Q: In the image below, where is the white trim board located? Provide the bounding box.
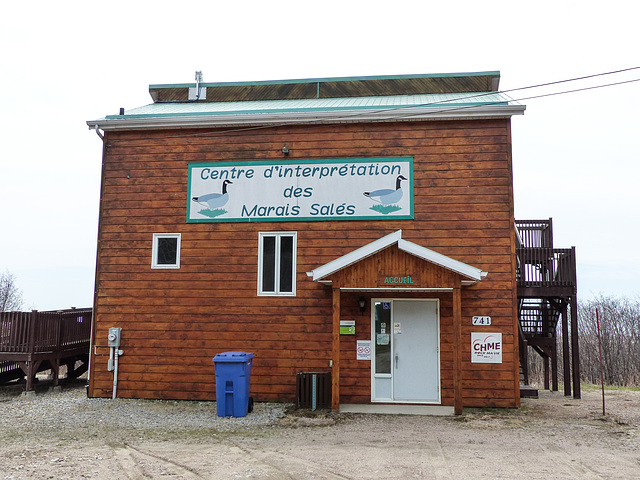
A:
[340,287,453,292]
[340,404,455,416]
[87,105,525,131]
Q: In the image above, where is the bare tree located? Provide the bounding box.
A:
[525,295,640,388]
[0,270,24,312]
[578,295,640,387]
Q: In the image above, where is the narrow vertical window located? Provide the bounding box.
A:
[261,235,276,293]
[152,233,181,269]
[258,232,296,296]
[279,235,293,293]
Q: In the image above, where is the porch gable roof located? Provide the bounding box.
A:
[307,230,487,286]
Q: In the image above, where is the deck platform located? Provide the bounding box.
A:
[0,308,91,391]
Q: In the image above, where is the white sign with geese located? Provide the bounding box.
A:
[187,157,413,223]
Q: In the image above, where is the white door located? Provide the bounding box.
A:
[372,299,440,403]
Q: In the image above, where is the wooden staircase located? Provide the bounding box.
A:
[516,219,580,399]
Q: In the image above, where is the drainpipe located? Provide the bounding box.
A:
[112,347,122,399]
[93,125,104,140]
[107,328,123,399]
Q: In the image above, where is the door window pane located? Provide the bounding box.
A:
[374,301,392,374]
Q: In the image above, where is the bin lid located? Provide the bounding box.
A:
[213,351,255,363]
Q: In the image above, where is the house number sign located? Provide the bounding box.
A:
[472,316,492,325]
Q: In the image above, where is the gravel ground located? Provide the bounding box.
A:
[0,380,290,444]
[1,380,639,479]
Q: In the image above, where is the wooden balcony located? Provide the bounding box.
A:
[516,246,577,297]
[516,219,554,248]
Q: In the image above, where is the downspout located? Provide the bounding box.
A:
[87,123,106,397]
[93,125,104,140]
[112,347,121,399]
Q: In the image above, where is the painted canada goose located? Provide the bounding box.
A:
[192,180,232,209]
[363,175,407,205]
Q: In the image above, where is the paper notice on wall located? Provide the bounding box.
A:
[357,340,371,360]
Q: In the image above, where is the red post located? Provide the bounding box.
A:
[596,308,605,416]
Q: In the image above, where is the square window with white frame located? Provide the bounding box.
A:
[258,232,297,296]
[152,233,181,269]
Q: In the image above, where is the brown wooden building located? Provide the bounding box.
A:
[87,71,529,414]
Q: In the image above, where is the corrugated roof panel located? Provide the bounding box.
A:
[114,92,515,119]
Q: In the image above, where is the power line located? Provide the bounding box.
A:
[103,67,640,145]
[354,66,640,121]
[390,77,640,122]
[501,66,640,95]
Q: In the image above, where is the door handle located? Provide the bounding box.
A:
[395,353,398,369]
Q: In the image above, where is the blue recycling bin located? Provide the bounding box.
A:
[213,351,254,417]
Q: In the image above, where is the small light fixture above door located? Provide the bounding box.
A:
[358,296,366,314]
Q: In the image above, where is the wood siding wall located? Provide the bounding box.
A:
[90,119,518,408]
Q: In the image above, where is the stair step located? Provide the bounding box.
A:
[520,385,538,398]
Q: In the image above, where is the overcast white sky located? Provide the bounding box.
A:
[1,1,638,311]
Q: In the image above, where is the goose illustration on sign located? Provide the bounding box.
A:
[192,180,232,218]
[363,175,407,214]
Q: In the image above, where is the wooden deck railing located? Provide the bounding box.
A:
[516,247,576,288]
[0,359,20,377]
[515,219,554,249]
[0,309,91,354]
[0,309,92,390]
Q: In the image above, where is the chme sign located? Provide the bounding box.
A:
[471,332,503,364]
[187,157,413,223]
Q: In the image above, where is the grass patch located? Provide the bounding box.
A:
[198,208,227,218]
[370,204,402,215]
[581,383,640,392]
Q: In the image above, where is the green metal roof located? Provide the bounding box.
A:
[87,71,525,131]
[109,91,513,120]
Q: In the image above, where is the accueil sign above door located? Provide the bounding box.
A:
[187,157,413,223]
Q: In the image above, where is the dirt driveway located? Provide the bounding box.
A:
[1,382,639,479]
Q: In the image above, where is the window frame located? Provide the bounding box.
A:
[151,233,182,269]
[258,232,297,296]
